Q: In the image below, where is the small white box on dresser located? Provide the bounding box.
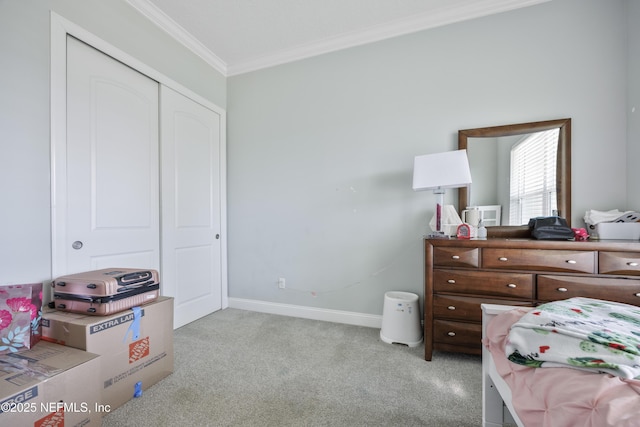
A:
[590,222,640,240]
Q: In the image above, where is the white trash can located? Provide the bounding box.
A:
[380,291,423,347]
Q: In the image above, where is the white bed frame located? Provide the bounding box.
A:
[481,304,531,427]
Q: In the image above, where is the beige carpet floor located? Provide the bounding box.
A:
[103,308,482,426]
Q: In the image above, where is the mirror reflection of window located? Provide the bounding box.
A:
[509,129,559,225]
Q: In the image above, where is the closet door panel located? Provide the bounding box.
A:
[160,85,223,328]
[66,36,160,273]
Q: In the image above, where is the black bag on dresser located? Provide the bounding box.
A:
[528,216,575,240]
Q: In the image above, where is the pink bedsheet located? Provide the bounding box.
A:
[485,308,640,427]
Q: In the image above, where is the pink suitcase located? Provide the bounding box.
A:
[51,288,159,315]
[51,268,160,315]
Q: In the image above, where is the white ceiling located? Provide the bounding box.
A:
[127,0,550,76]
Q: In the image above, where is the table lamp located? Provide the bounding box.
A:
[413,149,472,238]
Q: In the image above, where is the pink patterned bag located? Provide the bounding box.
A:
[0,283,43,354]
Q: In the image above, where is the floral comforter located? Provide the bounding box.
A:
[485,305,640,427]
[506,297,640,379]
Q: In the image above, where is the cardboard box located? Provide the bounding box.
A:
[41,297,174,411]
[589,222,640,240]
[0,340,101,426]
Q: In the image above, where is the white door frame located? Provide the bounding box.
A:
[50,12,228,310]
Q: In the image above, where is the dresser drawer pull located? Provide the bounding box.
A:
[447,279,456,284]
[566,260,577,264]
[447,306,456,310]
[498,257,508,262]
[635,293,640,298]
[447,332,456,337]
[557,287,568,292]
[628,262,639,267]
[507,284,517,288]
[452,255,460,260]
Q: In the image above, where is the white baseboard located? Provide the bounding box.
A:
[227,297,382,329]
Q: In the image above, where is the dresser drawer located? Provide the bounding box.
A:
[599,252,640,276]
[433,247,479,268]
[538,275,640,305]
[434,295,532,322]
[482,249,596,273]
[433,269,534,299]
[433,319,482,348]
[425,238,640,361]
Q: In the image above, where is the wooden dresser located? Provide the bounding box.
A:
[424,237,640,361]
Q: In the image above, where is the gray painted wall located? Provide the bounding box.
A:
[227,0,633,315]
[628,0,640,209]
[0,0,637,319]
[0,0,226,285]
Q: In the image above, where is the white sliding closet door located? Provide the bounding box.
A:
[65,36,160,272]
[52,15,227,326]
[160,86,223,328]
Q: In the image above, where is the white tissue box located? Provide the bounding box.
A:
[589,222,640,240]
[439,224,461,237]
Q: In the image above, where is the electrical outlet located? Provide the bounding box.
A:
[278,278,286,289]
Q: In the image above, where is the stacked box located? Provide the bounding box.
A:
[0,341,101,426]
[41,297,174,411]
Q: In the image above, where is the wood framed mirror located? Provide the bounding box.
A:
[458,118,571,238]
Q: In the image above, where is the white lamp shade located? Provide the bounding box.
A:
[412,149,472,191]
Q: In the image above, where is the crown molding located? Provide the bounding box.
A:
[228,0,550,76]
[128,0,550,77]
[126,0,228,76]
